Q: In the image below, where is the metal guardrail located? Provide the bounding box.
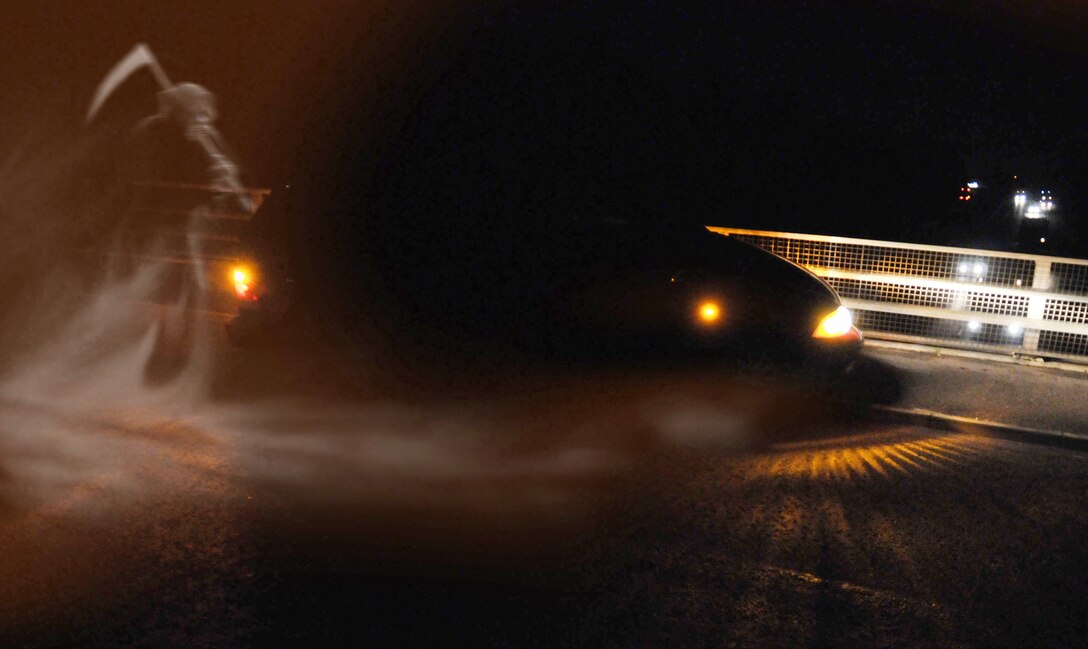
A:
[707,227,1088,363]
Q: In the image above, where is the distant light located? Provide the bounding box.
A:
[1007,324,1022,336]
[958,262,969,274]
[1040,237,1047,243]
[967,320,981,332]
[965,195,971,201]
[1015,279,1023,286]
[973,262,986,276]
[967,181,980,189]
[1014,192,1027,207]
[1026,204,1044,219]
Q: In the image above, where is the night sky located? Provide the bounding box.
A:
[363,1,1088,248]
[3,1,1088,251]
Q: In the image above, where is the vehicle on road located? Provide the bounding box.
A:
[226,213,861,374]
[465,216,864,369]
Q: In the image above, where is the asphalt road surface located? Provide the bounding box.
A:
[1,338,1087,648]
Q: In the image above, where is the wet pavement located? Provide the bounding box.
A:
[863,342,1088,437]
[2,338,1088,647]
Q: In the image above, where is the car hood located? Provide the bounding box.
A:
[552,222,843,337]
[674,230,841,335]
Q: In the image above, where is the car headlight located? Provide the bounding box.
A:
[812,306,853,338]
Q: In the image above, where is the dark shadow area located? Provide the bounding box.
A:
[722,352,906,447]
[836,353,905,406]
[249,569,592,649]
[278,5,876,383]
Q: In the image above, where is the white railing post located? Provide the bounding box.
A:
[1023,261,1052,353]
[1033,260,1052,291]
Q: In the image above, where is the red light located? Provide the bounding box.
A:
[234,281,258,300]
[965,196,971,201]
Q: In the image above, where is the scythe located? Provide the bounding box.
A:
[86,43,172,124]
[85,43,251,213]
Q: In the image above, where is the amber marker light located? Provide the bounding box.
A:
[231,266,256,300]
[698,301,722,325]
[812,305,853,338]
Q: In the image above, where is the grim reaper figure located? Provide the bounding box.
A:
[87,44,251,386]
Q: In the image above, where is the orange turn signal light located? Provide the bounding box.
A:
[697,301,722,325]
[231,266,257,301]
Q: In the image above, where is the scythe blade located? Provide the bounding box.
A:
[86,43,173,123]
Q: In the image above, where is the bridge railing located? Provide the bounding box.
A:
[707,227,1088,363]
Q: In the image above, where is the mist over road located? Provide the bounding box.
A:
[1,330,1086,647]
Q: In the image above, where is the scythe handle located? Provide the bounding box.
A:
[190,127,252,213]
[146,57,173,91]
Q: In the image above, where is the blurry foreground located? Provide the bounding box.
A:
[2,332,1088,647]
[0,235,892,645]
